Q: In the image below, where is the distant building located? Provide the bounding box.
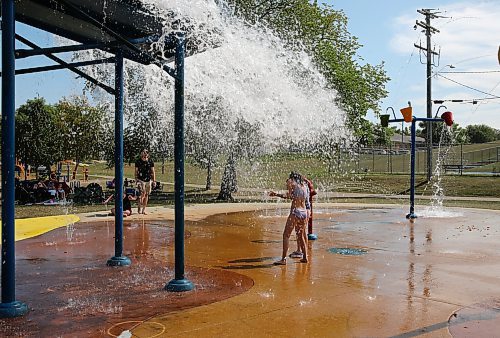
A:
[391,133,425,149]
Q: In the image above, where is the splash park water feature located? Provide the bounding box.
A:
[380,104,454,219]
[2,0,351,314]
[1,204,500,337]
[2,0,500,336]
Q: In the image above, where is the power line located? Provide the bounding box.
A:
[433,97,500,104]
[438,70,500,74]
[436,73,500,98]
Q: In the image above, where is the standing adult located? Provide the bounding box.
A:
[135,149,155,215]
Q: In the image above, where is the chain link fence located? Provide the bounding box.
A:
[349,144,500,175]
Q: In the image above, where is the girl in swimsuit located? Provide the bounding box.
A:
[269,172,309,265]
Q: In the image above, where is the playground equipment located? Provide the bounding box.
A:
[1,0,213,318]
[73,183,104,204]
[380,104,453,219]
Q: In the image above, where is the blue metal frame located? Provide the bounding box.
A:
[1,58,115,76]
[1,1,194,318]
[166,33,194,292]
[14,34,116,94]
[387,117,443,219]
[53,0,177,78]
[107,49,131,267]
[0,0,28,318]
[16,35,162,60]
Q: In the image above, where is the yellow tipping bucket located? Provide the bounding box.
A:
[400,106,413,123]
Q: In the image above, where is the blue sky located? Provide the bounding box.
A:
[12,23,86,108]
[7,0,500,129]
[328,0,500,129]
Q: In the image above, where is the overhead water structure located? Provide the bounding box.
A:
[12,0,217,65]
[380,104,454,219]
[1,0,219,317]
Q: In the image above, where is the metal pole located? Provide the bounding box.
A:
[372,147,375,172]
[166,33,194,292]
[107,49,130,267]
[0,0,28,318]
[426,13,433,181]
[416,147,419,173]
[388,144,391,174]
[401,122,404,145]
[357,144,361,173]
[407,118,417,219]
[460,144,463,176]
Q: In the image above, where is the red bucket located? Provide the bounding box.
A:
[441,111,453,126]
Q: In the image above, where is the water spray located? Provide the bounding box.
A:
[380,104,454,219]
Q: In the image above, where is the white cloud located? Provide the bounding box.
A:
[389,1,500,129]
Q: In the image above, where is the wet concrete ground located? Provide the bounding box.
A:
[2,203,500,337]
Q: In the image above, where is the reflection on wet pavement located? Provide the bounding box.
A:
[2,205,500,337]
[135,206,500,337]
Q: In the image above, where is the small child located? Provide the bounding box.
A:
[55,182,66,201]
[104,191,137,217]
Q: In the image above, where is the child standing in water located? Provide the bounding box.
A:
[268,172,309,265]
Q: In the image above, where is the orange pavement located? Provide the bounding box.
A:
[2,203,500,337]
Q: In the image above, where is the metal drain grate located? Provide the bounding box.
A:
[328,247,367,255]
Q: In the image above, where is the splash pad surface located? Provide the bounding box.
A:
[2,203,500,337]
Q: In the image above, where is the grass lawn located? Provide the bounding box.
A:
[7,152,500,219]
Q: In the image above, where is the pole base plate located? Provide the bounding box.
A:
[308,233,318,240]
[165,278,195,292]
[106,256,131,267]
[0,301,28,318]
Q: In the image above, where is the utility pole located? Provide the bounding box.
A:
[414,9,441,180]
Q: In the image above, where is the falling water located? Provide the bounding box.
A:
[74,0,350,153]
[422,124,461,218]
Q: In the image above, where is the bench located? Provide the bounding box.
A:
[443,164,463,172]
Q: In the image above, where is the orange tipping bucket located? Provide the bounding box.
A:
[441,111,454,126]
[400,106,413,123]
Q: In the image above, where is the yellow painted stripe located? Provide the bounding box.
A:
[0,215,80,241]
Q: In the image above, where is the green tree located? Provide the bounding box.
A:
[355,118,374,146]
[466,124,498,144]
[54,96,107,168]
[15,97,59,174]
[228,0,390,138]
[186,96,227,190]
[418,121,469,145]
[373,123,394,146]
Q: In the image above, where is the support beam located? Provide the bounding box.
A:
[14,34,116,95]
[166,33,194,292]
[107,48,131,267]
[0,0,28,318]
[0,58,115,76]
[15,43,108,59]
[15,35,161,59]
[54,0,176,78]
